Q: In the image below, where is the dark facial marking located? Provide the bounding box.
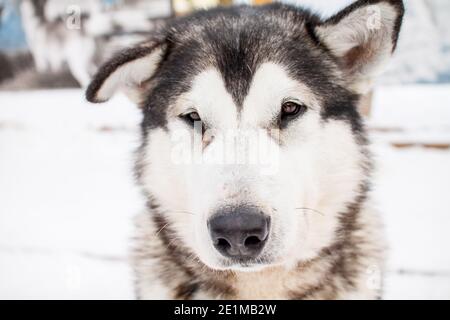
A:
[139,1,402,140]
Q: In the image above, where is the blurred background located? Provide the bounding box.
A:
[1,0,450,299]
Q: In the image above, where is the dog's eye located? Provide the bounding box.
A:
[281,101,306,119]
[180,111,201,125]
[187,111,201,121]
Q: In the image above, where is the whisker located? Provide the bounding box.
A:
[295,207,325,216]
[165,209,198,216]
[167,235,183,248]
[176,210,197,216]
[155,223,169,236]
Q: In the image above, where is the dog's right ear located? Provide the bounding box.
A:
[86,41,166,104]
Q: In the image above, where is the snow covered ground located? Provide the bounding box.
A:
[1,86,450,299]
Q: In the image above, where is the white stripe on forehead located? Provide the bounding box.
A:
[179,68,238,129]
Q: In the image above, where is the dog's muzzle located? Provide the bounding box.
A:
[208,205,270,261]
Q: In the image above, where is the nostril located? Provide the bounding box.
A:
[244,235,262,247]
[208,207,271,259]
[215,238,231,251]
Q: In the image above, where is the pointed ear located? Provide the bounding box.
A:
[86,41,166,104]
[314,0,404,94]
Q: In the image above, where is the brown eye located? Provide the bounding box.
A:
[180,111,201,125]
[281,101,306,118]
[187,111,201,121]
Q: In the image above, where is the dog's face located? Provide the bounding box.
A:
[87,1,403,270]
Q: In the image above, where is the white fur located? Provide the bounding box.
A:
[140,62,366,272]
[83,0,401,300]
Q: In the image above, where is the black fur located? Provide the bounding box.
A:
[138,2,402,135]
[88,1,404,137]
[87,1,404,299]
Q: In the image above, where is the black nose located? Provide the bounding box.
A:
[208,206,270,260]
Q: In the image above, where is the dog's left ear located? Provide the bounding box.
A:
[314,0,404,94]
[86,40,166,104]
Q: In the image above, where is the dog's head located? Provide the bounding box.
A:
[87,1,403,271]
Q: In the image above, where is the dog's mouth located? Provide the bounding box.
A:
[214,255,274,271]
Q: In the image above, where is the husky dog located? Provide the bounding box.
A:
[86,0,404,299]
[19,0,98,86]
[19,0,168,87]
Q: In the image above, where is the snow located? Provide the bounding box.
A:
[1,86,450,299]
[0,251,133,300]
[0,90,140,299]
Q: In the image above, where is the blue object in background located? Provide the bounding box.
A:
[0,0,120,52]
[0,1,27,51]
